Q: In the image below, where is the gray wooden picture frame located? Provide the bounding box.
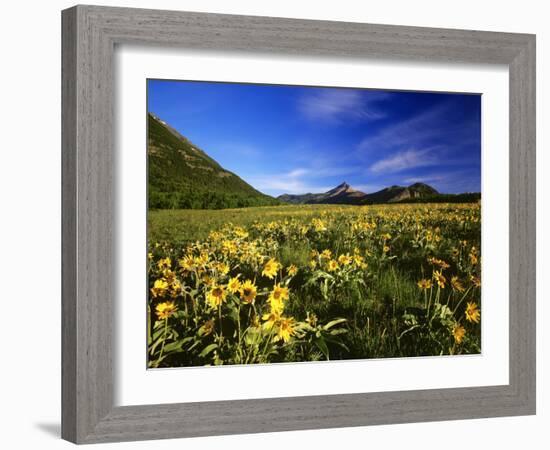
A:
[61,4,536,444]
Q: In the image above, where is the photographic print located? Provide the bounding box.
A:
[146,80,481,368]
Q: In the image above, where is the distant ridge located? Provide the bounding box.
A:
[279,182,367,205]
[362,182,439,204]
[278,182,441,205]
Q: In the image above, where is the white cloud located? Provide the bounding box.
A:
[287,168,310,178]
[243,167,341,195]
[356,102,452,155]
[298,89,388,124]
[403,175,444,184]
[369,148,441,173]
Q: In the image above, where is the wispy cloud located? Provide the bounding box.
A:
[360,100,480,177]
[244,171,332,195]
[370,147,442,173]
[243,165,359,196]
[298,89,389,124]
[357,102,452,154]
[402,175,444,184]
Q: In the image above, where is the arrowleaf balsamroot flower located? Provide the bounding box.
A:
[465,302,480,323]
[155,301,177,320]
[157,257,171,270]
[327,259,339,272]
[338,254,353,266]
[198,319,215,336]
[262,258,281,279]
[433,270,447,289]
[227,276,241,294]
[239,279,257,304]
[451,276,465,293]
[206,285,227,309]
[262,308,282,330]
[151,279,169,298]
[287,264,298,277]
[269,284,289,312]
[470,275,481,288]
[275,317,296,343]
[417,278,432,290]
[452,324,466,344]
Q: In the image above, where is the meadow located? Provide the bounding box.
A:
[147,203,481,368]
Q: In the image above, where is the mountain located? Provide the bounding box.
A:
[277,182,439,205]
[147,113,279,209]
[278,182,367,205]
[362,182,439,204]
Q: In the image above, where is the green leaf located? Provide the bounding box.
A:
[314,336,330,360]
[162,340,186,354]
[322,318,347,330]
[199,343,218,358]
[323,334,349,352]
[188,340,201,352]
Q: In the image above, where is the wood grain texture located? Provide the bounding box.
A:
[61,7,77,443]
[61,4,536,444]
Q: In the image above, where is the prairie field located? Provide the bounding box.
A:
[147,203,481,368]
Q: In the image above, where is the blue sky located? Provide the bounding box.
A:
[147,79,481,196]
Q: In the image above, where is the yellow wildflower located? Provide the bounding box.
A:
[417,279,432,290]
[150,279,169,298]
[201,274,215,287]
[169,279,182,297]
[239,279,257,304]
[215,261,230,276]
[287,264,298,277]
[198,319,215,336]
[470,275,481,288]
[206,285,227,309]
[451,276,465,293]
[269,283,289,311]
[469,247,478,265]
[465,302,480,323]
[155,301,177,320]
[312,218,327,232]
[179,255,195,271]
[275,317,296,343]
[338,254,352,266]
[327,259,339,272]
[157,257,171,270]
[262,308,282,330]
[262,258,281,279]
[196,252,209,267]
[452,324,466,344]
[428,257,450,269]
[227,276,241,294]
[433,270,446,288]
[162,268,176,283]
[353,254,367,269]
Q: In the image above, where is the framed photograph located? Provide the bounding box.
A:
[62,5,536,444]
